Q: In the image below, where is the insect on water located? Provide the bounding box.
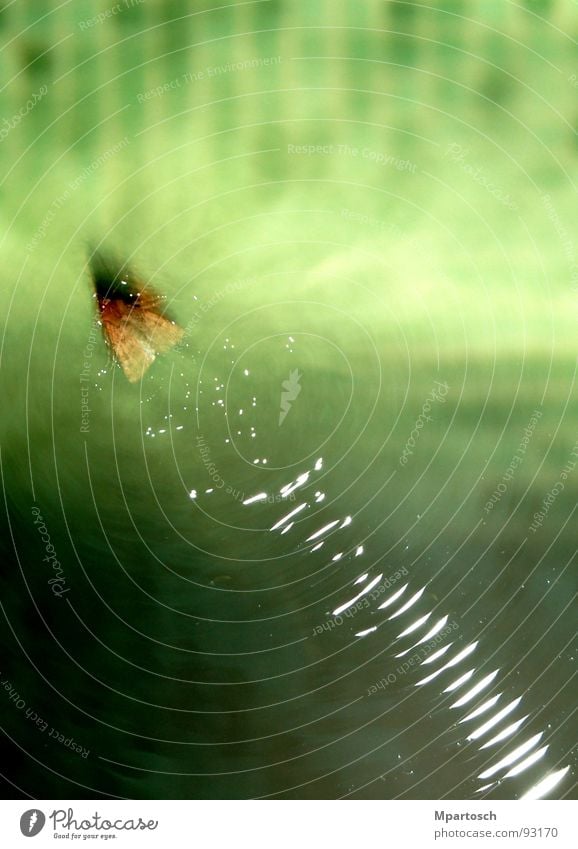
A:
[89,252,184,383]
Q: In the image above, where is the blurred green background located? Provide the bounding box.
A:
[0,0,576,800]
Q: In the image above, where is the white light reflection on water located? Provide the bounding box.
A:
[459,693,502,722]
[239,449,570,799]
[443,668,475,690]
[242,492,267,505]
[269,502,307,531]
[520,767,570,800]
[306,520,341,542]
[281,472,309,497]
[421,643,453,665]
[388,586,426,620]
[377,584,408,611]
[395,615,448,656]
[355,626,377,637]
[450,669,500,708]
[480,716,529,748]
[503,745,548,778]
[478,733,543,779]
[396,612,432,639]
[332,573,383,617]
[466,697,523,740]
[416,642,479,686]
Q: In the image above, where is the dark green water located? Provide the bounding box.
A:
[1,279,575,798]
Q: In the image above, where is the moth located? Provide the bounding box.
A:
[89,252,184,383]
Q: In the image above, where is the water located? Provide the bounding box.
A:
[1,277,575,799]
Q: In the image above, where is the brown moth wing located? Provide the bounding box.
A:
[127,305,185,354]
[100,301,156,383]
[90,246,186,382]
[98,292,184,382]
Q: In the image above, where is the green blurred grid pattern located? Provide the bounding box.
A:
[0,0,577,319]
[1,2,576,158]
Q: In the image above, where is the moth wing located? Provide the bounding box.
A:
[129,308,185,354]
[101,315,156,383]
